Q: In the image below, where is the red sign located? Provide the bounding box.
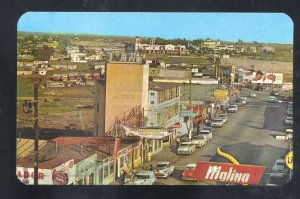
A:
[170,123,181,129]
[52,170,69,185]
[112,137,121,159]
[191,161,265,185]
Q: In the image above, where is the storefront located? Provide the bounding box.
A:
[75,154,97,185]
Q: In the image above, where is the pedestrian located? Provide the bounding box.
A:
[131,168,136,180]
[121,170,127,184]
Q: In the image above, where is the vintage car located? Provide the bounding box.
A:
[154,161,175,178]
[271,159,289,174]
[284,116,293,126]
[211,118,224,127]
[227,104,238,113]
[182,163,197,181]
[197,130,213,141]
[177,142,196,155]
[218,113,228,123]
[249,92,257,97]
[285,129,293,141]
[269,96,278,103]
[124,171,157,185]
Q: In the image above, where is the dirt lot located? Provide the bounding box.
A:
[221,57,293,82]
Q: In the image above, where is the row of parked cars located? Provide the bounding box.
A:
[124,161,175,185]
[285,101,293,126]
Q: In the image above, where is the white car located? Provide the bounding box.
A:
[285,116,293,126]
[269,96,278,103]
[154,161,175,178]
[177,142,196,155]
[125,171,157,185]
[227,105,238,113]
[272,159,289,174]
[211,118,224,127]
[287,108,293,115]
[218,113,228,123]
[285,129,293,141]
[197,130,213,141]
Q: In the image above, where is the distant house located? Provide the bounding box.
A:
[66,46,80,54]
[261,46,275,53]
[203,40,221,48]
[70,53,87,63]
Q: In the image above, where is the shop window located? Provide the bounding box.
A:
[103,165,109,178]
[110,162,114,175]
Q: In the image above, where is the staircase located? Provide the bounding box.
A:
[105,106,144,137]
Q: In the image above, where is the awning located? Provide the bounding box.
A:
[122,126,171,139]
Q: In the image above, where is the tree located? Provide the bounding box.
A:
[32,46,54,61]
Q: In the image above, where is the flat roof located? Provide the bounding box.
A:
[149,81,180,91]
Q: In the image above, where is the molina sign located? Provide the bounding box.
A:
[191,161,265,185]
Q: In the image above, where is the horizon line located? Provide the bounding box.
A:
[17,30,293,45]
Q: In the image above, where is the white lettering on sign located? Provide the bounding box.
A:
[205,166,250,183]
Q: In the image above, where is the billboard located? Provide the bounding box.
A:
[16,167,53,185]
[214,89,228,101]
[251,72,283,84]
[191,161,265,185]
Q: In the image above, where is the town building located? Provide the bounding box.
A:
[94,62,149,136]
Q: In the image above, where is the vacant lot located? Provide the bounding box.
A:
[221,57,293,82]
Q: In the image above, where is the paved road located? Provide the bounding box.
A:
[142,88,291,185]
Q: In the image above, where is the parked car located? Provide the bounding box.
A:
[272,159,289,174]
[287,108,293,115]
[218,113,228,123]
[182,163,197,181]
[227,104,238,113]
[266,173,289,186]
[154,161,175,178]
[211,118,224,127]
[196,130,213,141]
[288,102,293,109]
[285,129,293,141]
[183,132,207,148]
[269,96,278,103]
[203,126,214,133]
[177,142,196,155]
[249,92,257,97]
[124,171,157,185]
[284,116,293,126]
[270,90,280,96]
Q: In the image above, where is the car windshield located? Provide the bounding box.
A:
[214,119,222,122]
[135,174,150,179]
[200,131,209,134]
[187,166,195,170]
[157,164,168,169]
[286,117,293,120]
[276,162,285,166]
[230,105,236,108]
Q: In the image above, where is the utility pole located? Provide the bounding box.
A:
[33,81,39,185]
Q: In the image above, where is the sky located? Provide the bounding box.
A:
[18,12,293,44]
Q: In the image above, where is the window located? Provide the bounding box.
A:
[150,101,155,104]
[150,92,155,96]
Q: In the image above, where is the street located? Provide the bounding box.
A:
[142,88,290,185]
